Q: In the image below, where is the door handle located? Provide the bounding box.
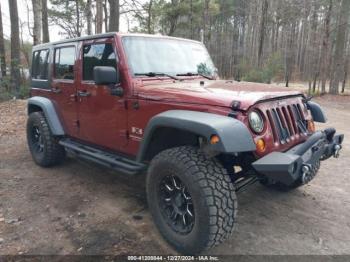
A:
[51,87,62,94]
[77,90,91,97]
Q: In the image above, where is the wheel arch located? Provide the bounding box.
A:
[27,96,65,136]
[307,101,327,123]
[137,110,256,162]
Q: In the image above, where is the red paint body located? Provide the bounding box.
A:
[31,33,310,159]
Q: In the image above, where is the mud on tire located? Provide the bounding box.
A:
[27,112,65,167]
[146,146,237,254]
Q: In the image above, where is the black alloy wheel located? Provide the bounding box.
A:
[158,175,195,234]
[147,146,237,254]
[27,112,65,167]
[31,125,45,154]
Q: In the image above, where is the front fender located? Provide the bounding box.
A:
[307,101,327,123]
[137,110,256,161]
[27,96,65,136]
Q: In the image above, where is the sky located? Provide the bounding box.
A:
[0,0,133,43]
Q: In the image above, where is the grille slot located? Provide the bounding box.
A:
[267,103,306,144]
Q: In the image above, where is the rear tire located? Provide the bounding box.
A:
[27,112,65,167]
[146,146,237,254]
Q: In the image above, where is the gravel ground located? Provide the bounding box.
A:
[0,95,349,256]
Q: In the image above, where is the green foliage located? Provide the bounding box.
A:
[242,52,283,84]
[197,62,212,75]
[131,0,166,34]
[49,0,87,38]
[242,69,269,83]
[18,82,30,99]
[0,76,30,101]
[308,88,321,97]
[132,0,219,39]
[0,76,12,101]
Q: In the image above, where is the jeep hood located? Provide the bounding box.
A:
[135,79,303,111]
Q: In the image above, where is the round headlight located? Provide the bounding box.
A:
[249,111,264,133]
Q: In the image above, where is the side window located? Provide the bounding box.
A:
[31,49,49,80]
[54,46,75,80]
[83,43,117,81]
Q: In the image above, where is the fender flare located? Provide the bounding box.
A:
[27,96,65,136]
[136,110,256,161]
[307,101,327,123]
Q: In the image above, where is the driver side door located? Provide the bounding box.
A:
[76,38,128,151]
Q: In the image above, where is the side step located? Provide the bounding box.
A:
[59,138,146,175]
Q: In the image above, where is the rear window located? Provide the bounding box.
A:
[31,49,49,80]
[83,43,117,81]
[54,46,75,80]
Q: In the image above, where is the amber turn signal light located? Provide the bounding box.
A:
[210,135,220,145]
[256,138,266,153]
[308,120,315,133]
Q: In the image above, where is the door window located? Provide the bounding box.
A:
[31,49,49,80]
[54,46,76,80]
[82,43,117,81]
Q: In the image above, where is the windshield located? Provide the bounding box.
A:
[122,36,216,77]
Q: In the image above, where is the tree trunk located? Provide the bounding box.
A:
[108,0,119,32]
[320,0,332,94]
[75,0,80,37]
[41,0,49,43]
[309,2,319,93]
[147,0,153,34]
[342,45,349,93]
[257,0,268,67]
[189,0,193,39]
[0,2,6,77]
[202,0,210,44]
[285,24,294,87]
[8,0,21,96]
[32,0,42,45]
[19,21,30,68]
[85,0,92,35]
[330,0,350,94]
[96,0,103,33]
[104,0,108,32]
[299,1,310,78]
[342,66,348,93]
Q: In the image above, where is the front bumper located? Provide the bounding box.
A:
[252,128,344,186]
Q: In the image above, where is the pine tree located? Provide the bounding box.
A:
[8,0,21,96]
[0,2,6,77]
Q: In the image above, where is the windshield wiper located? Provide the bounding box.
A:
[134,72,179,81]
[176,72,214,80]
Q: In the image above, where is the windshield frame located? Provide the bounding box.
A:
[121,35,216,79]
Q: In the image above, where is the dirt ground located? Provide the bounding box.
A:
[0,95,349,256]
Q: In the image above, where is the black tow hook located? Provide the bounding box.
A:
[301,161,321,184]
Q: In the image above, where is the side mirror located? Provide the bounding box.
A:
[93,66,119,85]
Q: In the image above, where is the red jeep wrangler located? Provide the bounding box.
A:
[27,33,344,254]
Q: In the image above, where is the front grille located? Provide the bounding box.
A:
[266,103,308,144]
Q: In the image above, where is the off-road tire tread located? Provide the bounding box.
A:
[149,146,237,252]
[27,112,65,167]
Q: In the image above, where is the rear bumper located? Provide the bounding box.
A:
[252,128,344,186]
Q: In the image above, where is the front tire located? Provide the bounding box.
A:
[27,112,65,167]
[146,146,237,254]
